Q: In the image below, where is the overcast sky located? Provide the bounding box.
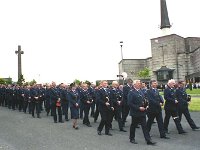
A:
[0,0,200,84]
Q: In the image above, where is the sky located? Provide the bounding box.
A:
[0,0,200,84]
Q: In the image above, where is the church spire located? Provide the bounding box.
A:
[160,0,171,29]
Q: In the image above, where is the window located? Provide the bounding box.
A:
[157,71,173,81]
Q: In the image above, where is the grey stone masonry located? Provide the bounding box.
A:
[119,34,200,83]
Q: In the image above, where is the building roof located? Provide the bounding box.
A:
[155,66,174,72]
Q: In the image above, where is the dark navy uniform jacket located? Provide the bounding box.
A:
[24,88,31,102]
[146,88,163,113]
[164,86,177,111]
[30,87,40,102]
[110,88,123,109]
[59,88,68,104]
[68,90,80,108]
[123,84,132,105]
[97,88,113,111]
[128,88,146,117]
[175,87,189,110]
[49,87,61,105]
[79,89,93,106]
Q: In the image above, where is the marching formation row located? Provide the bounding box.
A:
[0,79,199,145]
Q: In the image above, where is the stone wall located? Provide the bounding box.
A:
[118,34,200,83]
[119,59,147,80]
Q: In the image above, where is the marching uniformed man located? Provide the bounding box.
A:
[110,81,126,132]
[49,82,63,123]
[163,79,186,134]
[128,80,156,145]
[146,80,169,139]
[97,80,114,136]
[30,85,41,118]
[122,78,133,127]
[176,81,199,130]
[79,83,93,127]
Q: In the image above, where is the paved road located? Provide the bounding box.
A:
[0,107,199,150]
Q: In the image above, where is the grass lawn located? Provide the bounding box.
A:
[160,96,200,112]
[159,89,200,96]
[188,97,200,112]
[186,89,200,95]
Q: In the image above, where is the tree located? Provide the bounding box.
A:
[17,74,25,86]
[138,67,151,79]
[73,79,81,86]
[0,78,6,85]
[96,81,100,86]
[29,79,37,86]
[6,77,12,85]
[24,82,29,86]
[85,80,91,86]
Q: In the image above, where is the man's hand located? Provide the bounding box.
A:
[117,101,121,105]
[139,107,145,112]
[160,103,163,106]
[87,101,90,104]
[175,100,178,104]
[105,102,110,106]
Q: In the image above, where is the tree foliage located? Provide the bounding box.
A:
[138,67,151,79]
[29,79,37,86]
[73,79,81,85]
[17,74,25,86]
[6,77,12,85]
[0,78,6,85]
[85,80,91,86]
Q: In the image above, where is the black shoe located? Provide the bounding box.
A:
[179,130,187,134]
[97,131,101,135]
[192,127,200,131]
[65,119,69,121]
[164,130,170,134]
[54,121,57,123]
[160,136,170,139]
[130,139,138,144]
[120,129,127,132]
[105,133,112,136]
[73,125,79,129]
[59,121,64,123]
[147,140,156,145]
[32,115,35,118]
[86,124,92,127]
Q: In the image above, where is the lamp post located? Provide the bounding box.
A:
[120,41,124,72]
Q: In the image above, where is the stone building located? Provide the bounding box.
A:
[119,0,200,84]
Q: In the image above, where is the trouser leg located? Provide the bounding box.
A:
[183,108,197,129]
